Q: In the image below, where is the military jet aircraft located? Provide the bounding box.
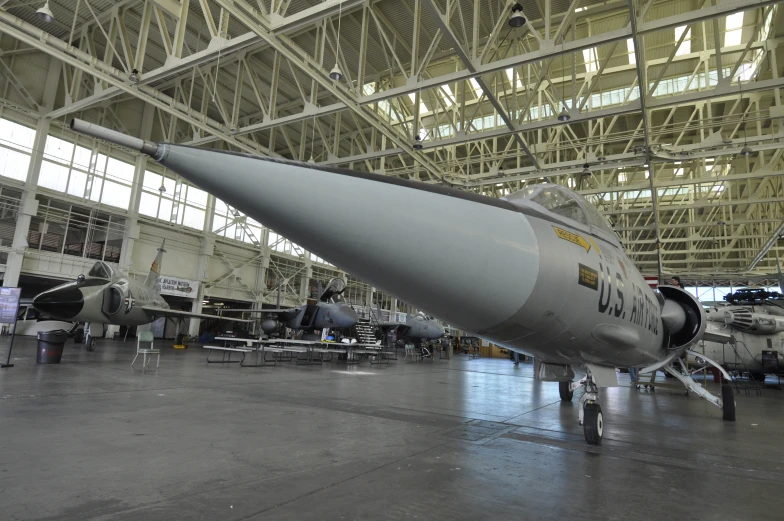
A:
[373,307,445,344]
[69,119,734,445]
[32,240,249,351]
[217,277,358,337]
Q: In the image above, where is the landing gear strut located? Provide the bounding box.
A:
[643,349,736,422]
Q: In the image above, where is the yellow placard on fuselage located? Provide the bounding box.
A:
[552,226,591,253]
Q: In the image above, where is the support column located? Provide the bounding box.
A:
[189,195,215,336]
[4,59,61,287]
[188,236,214,337]
[299,260,312,301]
[119,105,154,273]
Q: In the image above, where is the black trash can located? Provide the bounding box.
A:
[37,330,68,364]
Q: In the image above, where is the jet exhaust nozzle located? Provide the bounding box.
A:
[658,286,706,350]
[70,119,160,158]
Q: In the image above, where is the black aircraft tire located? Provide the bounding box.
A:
[583,403,603,445]
[722,384,736,422]
[85,337,97,352]
[559,381,574,401]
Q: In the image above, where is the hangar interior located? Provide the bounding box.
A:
[2,0,784,519]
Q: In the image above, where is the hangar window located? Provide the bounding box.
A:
[582,47,599,73]
[505,69,523,89]
[38,133,135,210]
[0,118,35,182]
[140,170,206,230]
[408,93,428,115]
[674,26,691,56]
[27,199,124,263]
[725,12,744,47]
[213,199,262,245]
[267,230,304,258]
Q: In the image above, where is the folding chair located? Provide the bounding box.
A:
[132,331,160,368]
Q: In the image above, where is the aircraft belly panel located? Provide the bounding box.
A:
[158,146,540,333]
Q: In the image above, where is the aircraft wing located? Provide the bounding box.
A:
[141,306,253,322]
[214,308,291,314]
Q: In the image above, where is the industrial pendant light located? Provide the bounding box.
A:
[558,37,570,122]
[308,116,317,162]
[330,2,344,81]
[581,163,591,176]
[129,69,140,84]
[329,64,343,81]
[508,3,526,28]
[413,135,423,150]
[36,1,54,23]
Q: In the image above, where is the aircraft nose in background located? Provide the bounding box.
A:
[333,305,359,328]
[32,285,84,320]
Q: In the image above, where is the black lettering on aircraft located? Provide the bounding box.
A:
[614,273,624,318]
[598,262,611,313]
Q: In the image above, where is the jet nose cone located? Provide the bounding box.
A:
[334,305,358,328]
[33,284,84,320]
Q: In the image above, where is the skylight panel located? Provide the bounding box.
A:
[674,26,691,56]
[627,39,636,64]
[469,78,483,98]
[582,47,599,73]
[725,12,744,47]
[408,93,428,114]
[505,68,524,89]
[439,85,456,107]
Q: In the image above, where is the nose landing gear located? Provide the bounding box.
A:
[559,373,603,445]
[577,374,602,445]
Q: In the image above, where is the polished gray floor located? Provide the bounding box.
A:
[1,336,783,521]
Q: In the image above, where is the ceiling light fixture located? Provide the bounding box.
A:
[36,1,54,23]
[330,2,344,81]
[508,3,526,28]
[581,163,591,176]
[413,135,423,150]
[558,37,570,122]
[129,69,139,84]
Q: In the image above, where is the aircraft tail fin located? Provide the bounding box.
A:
[144,239,166,290]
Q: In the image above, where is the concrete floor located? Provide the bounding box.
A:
[1,337,783,521]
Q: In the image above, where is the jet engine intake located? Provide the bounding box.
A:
[261,318,281,334]
[658,286,706,350]
[102,284,131,315]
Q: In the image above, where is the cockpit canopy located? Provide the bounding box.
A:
[502,184,615,236]
[87,261,114,280]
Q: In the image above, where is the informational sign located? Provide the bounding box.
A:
[0,287,21,324]
[157,277,199,298]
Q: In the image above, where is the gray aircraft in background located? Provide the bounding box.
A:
[70,118,735,445]
[218,277,358,337]
[699,288,784,378]
[32,240,249,350]
[374,307,445,344]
